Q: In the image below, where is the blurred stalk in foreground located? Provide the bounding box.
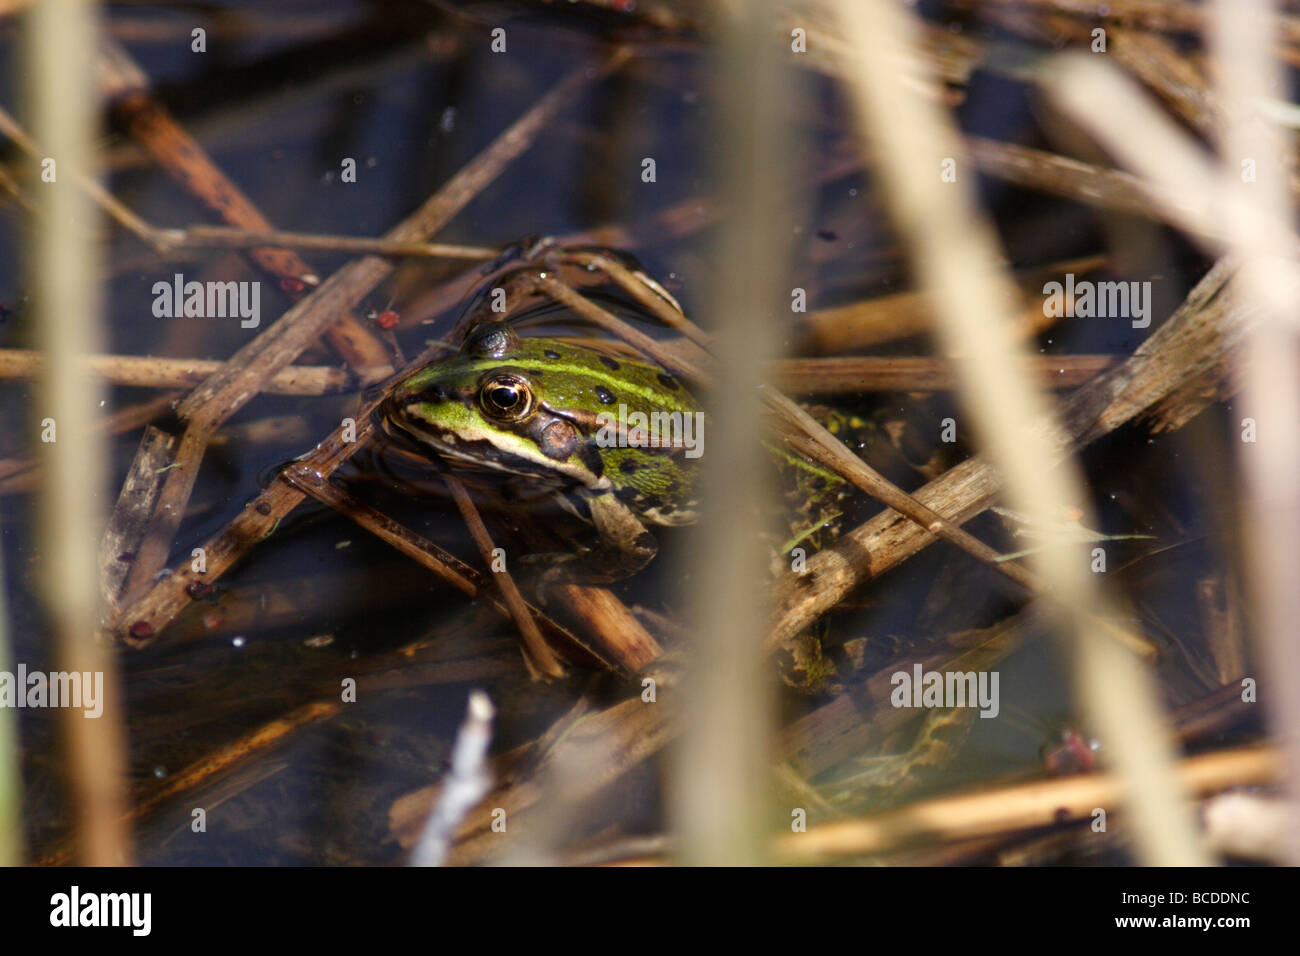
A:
[1209,0,1300,864]
[672,0,795,864]
[27,0,131,865]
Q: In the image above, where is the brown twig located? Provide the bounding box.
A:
[98,426,176,609]
[418,471,561,681]
[771,354,1119,392]
[0,348,377,394]
[164,224,499,262]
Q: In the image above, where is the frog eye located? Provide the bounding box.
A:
[478,372,534,422]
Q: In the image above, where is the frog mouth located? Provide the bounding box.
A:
[381,413,588,489]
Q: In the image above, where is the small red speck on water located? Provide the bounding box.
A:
[1042,728,1098,776]
[279,277,306,294]
[376,310,400,330]
[128,621,154,640]
[202,613,222,630]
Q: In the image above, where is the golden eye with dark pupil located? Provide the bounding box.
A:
[478,373,534,421]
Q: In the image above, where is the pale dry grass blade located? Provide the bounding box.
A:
[28,0,131,865]
[830,0,1207,865]
[1208,0,1300,865]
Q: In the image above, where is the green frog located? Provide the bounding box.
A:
[376,320,707,586]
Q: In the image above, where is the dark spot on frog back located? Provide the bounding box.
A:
[594,385,617,405]
[599,355,620,371]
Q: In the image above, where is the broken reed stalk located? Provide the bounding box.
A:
[27,0,131,866]
[832,0,1207,865]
